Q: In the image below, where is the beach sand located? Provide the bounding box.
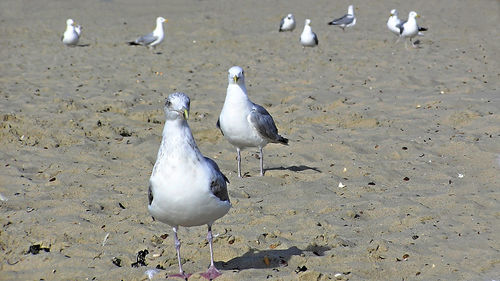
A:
[1,0,499,280]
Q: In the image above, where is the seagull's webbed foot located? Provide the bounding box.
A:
[167,272,192,280]
[200,265,222,280]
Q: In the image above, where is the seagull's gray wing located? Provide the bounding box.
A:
[248,104,288,144]
[204,157,230,202]
[330,14,353,25]
[313,32,319,45]
[135,32,158,45]
[279,18,285,31]
[397,21,407,34]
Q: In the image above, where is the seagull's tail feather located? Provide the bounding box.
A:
[128,41,140,46]
[327,21,335,25]
[277,135,289,145]
[418,27,428,32]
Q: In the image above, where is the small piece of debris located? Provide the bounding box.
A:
[112,257,122,267]
[131,249,149,267]
[295,265,308,273]
[102,233,110,246]
[338,182,346,188]
[145,268,161,280]
[27,244,50,255]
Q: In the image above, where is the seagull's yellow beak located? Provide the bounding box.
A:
[183,109,189,120]
[164,19,168,23]
[233,75,239,83]
[416,14,420,18]
[390,13,394,16]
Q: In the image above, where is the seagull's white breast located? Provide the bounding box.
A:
[63,27,79,45]
[219,85,265,148]
[148,124,230,227]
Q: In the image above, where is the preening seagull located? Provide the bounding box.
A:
[149,92,231,279]
[328,5,356,31]
[61,19,80,46]
[387,9,402,36]
[217,66,288,177]
[128,17,168,49]
[279,13,296,32]
[300,19,318,47]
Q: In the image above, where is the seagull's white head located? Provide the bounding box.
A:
[287,14,294,20]
[66,19,75,26]
[305,19,311,26]
[390,9,398,17]
[157,17,168,24]
[409,11,419,19]
[228,66,245,86]
[164,92,190,121]
[348,5,354,15]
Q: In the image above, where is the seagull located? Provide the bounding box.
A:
[279,14,296,32]
[387,9,402,36]
[328,5,356,31]
[300,19,318,47]
[397,11,427,48]
[61,19,80,46]
[217,66,288,178]
[149,92,231,280]
[128,17,168,49]
[388,9,427,39]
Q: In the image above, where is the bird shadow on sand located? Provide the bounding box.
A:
[217,245,330,270]
[266,165,321,173]
[76,44,90,47]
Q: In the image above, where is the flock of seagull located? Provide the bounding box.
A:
[59,5,428,280]
[61,5,427,50]
[279,5,428,48]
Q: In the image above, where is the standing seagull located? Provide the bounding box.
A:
[279,14,296,32]
[397,11,426,48]
[300,19,318,47]
[149,92,231,279]
[128,17,168,49]
[388,9,427,39]
[217,66,288,177]
[61,19,80,46]
[328,5,356,31]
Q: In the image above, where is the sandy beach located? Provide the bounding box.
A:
[1,0,499,280]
